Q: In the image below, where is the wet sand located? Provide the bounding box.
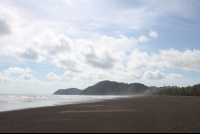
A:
[0,95,200,133]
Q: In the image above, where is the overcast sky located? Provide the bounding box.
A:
[0,0,200,94]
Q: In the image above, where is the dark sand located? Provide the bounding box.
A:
[0,95,200,133]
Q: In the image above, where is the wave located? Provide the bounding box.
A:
[0,95,135,112]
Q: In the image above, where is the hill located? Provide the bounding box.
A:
[80,80,149,95]
[53,88,82,95]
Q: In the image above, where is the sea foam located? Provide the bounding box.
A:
[0,94,132,112]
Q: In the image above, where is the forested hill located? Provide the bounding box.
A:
[53,88,82,95]
[80,80,149,95]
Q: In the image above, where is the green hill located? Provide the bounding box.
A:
[53,88,82,95]
[80,80,149,95]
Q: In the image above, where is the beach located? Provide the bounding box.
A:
[0,95,200,133]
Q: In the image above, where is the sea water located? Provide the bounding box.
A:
[0,94,132,112]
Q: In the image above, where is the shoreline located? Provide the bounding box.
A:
[0,95,132,113]
[0,95,200,133]
[0,96,131,113]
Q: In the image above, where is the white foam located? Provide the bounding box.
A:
[0,95,133,112]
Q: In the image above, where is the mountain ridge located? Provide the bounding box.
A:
[80,80,149,95]
[53,80,149,95]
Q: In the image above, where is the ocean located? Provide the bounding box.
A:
[0,94,132,112]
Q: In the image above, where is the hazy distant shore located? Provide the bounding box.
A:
[0,94,130,112]
[0,95,200,133]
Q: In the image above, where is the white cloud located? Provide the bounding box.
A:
[127,49,200,73]
[1,45,45,62]
[0,73,66,86]
[63,71,73,78]
[0,5,34,50]
[160,49,200,71]
[0,75,13,83]
[0,19,11,36]
[31,30,73,57]
[137,35,149,43]
[167,73,183,79]
[0,27,150,72]
[82,49,120,69]
[66,26,77,35]
[143,70,184,80]
[0,29,73,62]
[76,68,112,82]
[3,67,32,75]
[19,73,33,80]
[0,14,199,85]
[127,49,150,73]
[46,72,62,80]
[98,34,136,50]
[0,5,17,36]
[149,29,158,38]
[143,70,166,80]
[53,55,83,72]
[129,72,143,79]
[76,38,127,69]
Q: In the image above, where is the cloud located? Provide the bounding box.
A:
[77,68,111,82]
[127,49,200,73]
[129,72,143,79]
[31,30,73,57]
[1,28,148,71]
[137,35,149,43]
[46,72,62,80]
[143,70,166,80]
[98,34,136,50]
[0,75,13,83]
[127,49,150,72]
[18,47,45,62]
[83,50,117,69]
[0,73,66,86]
[0,29,73,63]
[1,45,45,62]
[0,5,16,36]
[160,49,200,71]
[76,38,127,69]
[59,0,198,32]
[0,19,11,36]
[63,71,73,78]
[149,29,158,38]
[19,73,33,80]
[53,55,83,72]
[3,67,32,75]
[0,17,199,84]
[66,26,77,34]
[0,5,37,62]
[167,73,183,79]
[143,70,184,80]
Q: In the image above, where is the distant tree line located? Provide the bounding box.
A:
[155,84,200,96]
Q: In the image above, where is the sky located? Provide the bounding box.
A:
[0,0,200,94]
